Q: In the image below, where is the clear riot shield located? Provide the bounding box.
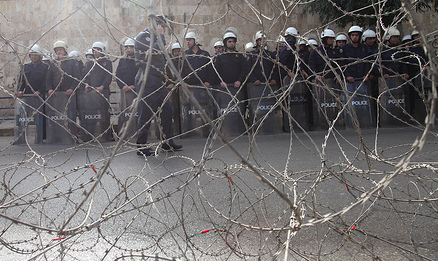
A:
[247,83,282,135]
[378,77,409,127]
[344,81,375,129]
[213,84,246,137]
[311,78,345,130]
[412,75,433,124]
[14,96,44,145]
[46,91,77,144]
[179,85,215,138]
[282,76,312,132]
[117,90,138,142]
[77,90,111,142]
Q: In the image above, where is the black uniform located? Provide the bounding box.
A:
[183,48,212,85]
[279,35,297,80]
[298,49,311,79]
[308,45,341,79]
[340,42,371,80]
[134,28,176,147]
[213,51,246,85]
[46,58,80,92]
[18,62,48,95]
[116,57,138,88]
[246,48,279,84]
[380,44,408,77]
[82,57,113,97]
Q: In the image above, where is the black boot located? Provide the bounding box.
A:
[161,140,182,151]
[137,145,153,156]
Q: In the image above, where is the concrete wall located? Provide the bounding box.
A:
[0,0,437,113]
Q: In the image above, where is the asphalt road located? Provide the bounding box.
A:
[0,127,437,260]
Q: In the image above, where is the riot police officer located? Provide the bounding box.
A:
[116,38,139,138]
[309,29,340,81]
[17,45,48,99]
[183,31,212,88]
[214,31,246,89]
[335,33,348,49]
[279,27,298,80]
[213,40,224,55]
[82,42,113,95]
[16,44,48,144]
[134,15,182,156]
[341,26,371,82]
[47,41,80,97]
[246,31,278,86]
[116,38,137,95]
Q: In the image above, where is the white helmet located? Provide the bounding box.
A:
[29,44,43,55]
[245,42,255,52]
[285,27,299,36]
[69,50,81,61]
[85,49,94,56]
[254,30,266,42]
[277,35,286,43]
[92,42,106,52]
[214,40,223,47]
[53,40,68,52]
[298,39,306,45]
[307,39,318,46]
[385,27,400,41]
[124,38,135,47]
[348,26,363,35]
[336,33,348,41]
[402,35,412,42]
[223,31,237,42]
[411,29,420,37]
[185,31,200,45]
[362,29,376,41]
[171,42,181,50]
[321,29,336,38]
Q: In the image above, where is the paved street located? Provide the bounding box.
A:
[0,127,437,260]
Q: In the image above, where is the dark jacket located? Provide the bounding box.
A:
[134,28,166,79]
[46,58,80,92]
[308,45,340,79]
[213,51,246,84]
[340,43,370,79]
[115,57,138,88]
[18,62,48,94]
[183,47,212,85]
[298,49,311,78]
[279,35,297,79]
[380,44,408,76]
[82,57,113,90]
[246,48,279,83]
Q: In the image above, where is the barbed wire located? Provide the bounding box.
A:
[0,0,437,260]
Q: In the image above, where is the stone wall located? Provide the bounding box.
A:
[0,0,437,114]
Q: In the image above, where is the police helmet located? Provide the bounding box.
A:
[348,26,363,35]
[321,29,336,38]
[53,40,68,52]
[245,42,256,52]
[92,42,106,52]
[285,27,299,36]
[185,31,200,45]
[171,42,181,50]
[385,27,400,41]
[362,29,376,42]
[29,44,43,55]
[307,39,318,46]
[69,50,81,61]
[124,38,135,47]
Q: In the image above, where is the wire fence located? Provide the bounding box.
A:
[0,0,437,260]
